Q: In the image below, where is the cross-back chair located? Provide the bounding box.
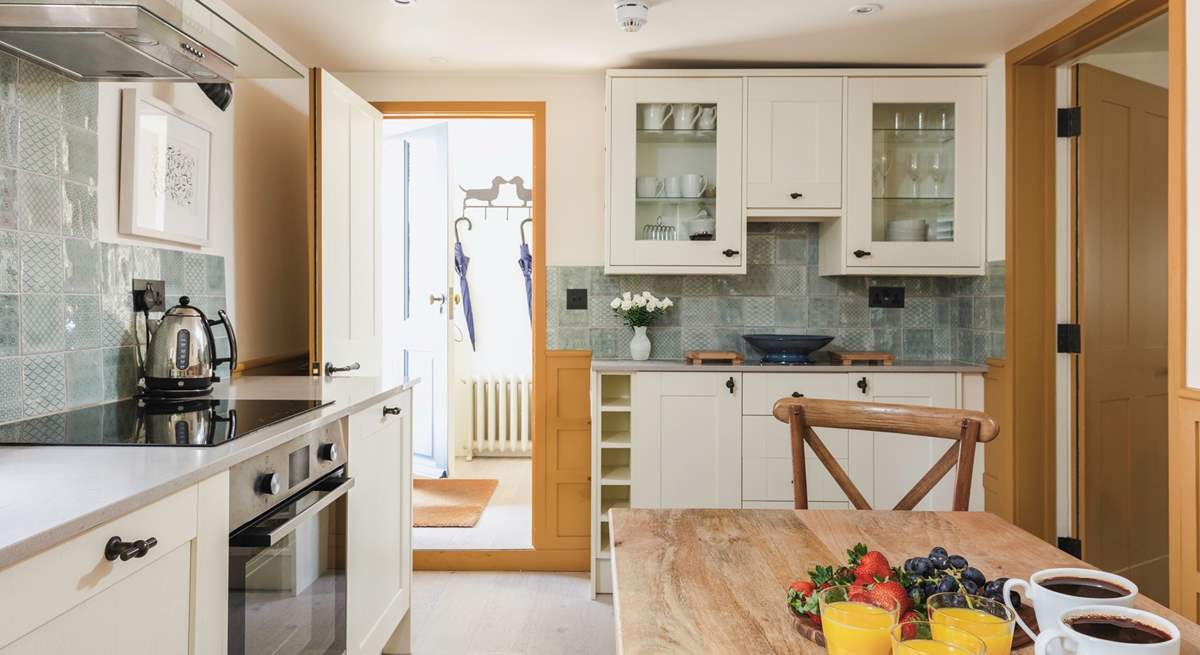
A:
[771,397,1000,511]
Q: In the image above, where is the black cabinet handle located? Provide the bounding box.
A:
[722,249,740,258]
[725,377,736,395]
[852,250,872,259]
[857,377,869,395]
[791,392,804,398]
[789,192,804,199]
[105,536,158,562]
[383,406,402,417]
[324,362,361,376]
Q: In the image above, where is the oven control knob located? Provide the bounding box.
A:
[318,443,339,462]
[256,472,280,496]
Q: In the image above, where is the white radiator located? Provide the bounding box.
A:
[464,375,532,459]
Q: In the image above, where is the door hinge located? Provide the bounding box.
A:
[1057,536,1082,558]
[1057,323,1081,354]
[1057,107,1081,138]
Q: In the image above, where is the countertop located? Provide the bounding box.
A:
[591,359,988,373]
[0,375,416,570]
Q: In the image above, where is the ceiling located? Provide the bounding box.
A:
[225,0,1096,73]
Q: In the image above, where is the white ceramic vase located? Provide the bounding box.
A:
[629,326,651,361]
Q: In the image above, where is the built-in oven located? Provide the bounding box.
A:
[228,419,350,655]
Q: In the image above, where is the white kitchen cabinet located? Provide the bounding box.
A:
[630,372,741,508]
[746,77,843,212]
[348,391,413,655]
[607,75,745,273]
[824,76,986,275]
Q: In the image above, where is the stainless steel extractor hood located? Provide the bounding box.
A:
[0,0,303,83]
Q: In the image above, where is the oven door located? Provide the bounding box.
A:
[229,470,353,655]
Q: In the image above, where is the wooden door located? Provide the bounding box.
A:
[1077,64,1169,602]
[347,392,413,655]
[631,372,741,508]
[310,68,383,376]
[746,77,843,209]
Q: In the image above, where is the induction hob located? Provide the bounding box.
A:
[0,398,332,447]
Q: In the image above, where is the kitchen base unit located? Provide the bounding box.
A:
[589,360,986,596]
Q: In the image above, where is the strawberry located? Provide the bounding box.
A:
[898,610,923,640]
[789,580,816,597]
[868,580,913,615]
[860,550,891,571]
[809,614,823,627]
[847,584,872,603]
[788,580,820,617]
[849,547,892,584]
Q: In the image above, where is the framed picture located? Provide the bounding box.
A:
[118,88,213,246]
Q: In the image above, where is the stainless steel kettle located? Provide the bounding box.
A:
[142,296,238,396]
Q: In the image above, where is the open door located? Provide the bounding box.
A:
[309,68,383,377]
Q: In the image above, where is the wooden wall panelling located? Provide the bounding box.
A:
[983,358,1014,522]
[536,351,593,557]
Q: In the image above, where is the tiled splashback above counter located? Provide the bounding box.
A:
[0,55,228,423]
[547,223,1003,365]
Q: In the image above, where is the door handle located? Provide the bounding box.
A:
[722,249,740,258]
[857,376,869,395]
[789,192,804,200]
[725,377,736,395]
[324,362,361,376]
[429,293,447,306]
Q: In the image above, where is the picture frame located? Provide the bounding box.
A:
[118,88,213,246]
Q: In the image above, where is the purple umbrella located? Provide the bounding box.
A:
[518,219,533,322]
[454,218,476,350]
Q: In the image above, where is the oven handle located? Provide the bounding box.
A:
[233,476,354,548]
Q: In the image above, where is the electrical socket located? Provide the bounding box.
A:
[566,288,588,310]
[132,279,166,312]
[868,286,905,309]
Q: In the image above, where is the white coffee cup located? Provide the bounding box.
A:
[673,103,701,130]
[697,106,717,130]
[641,103,673,130]
[663,176,682,198]
[680,174,708,198]
[1035,606,1179,655]
[1004,568,1138,642]
[636,176,663,198]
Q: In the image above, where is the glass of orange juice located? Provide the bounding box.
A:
[891,620,986,655]
[817,585,899,655]
[928,592,1017,655]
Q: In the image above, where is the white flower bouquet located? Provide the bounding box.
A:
[610,291,674,328]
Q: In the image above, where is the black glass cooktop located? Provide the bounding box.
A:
[0,398,332,447]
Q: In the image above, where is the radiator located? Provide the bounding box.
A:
[464,375,532,459]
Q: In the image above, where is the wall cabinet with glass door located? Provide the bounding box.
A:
[821,76,986,275]
[606,76,745,274]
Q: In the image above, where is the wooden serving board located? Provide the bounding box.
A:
[789,603,1039,650]
[828,351,896,366]
[684,350,744,365]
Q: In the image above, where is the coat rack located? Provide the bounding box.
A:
[459,175,532,221]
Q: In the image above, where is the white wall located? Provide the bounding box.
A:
[335,72,606,267]
[986,57,1007,263]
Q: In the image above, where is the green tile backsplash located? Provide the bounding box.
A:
[0,54,228,423]
[546,223,1004,364]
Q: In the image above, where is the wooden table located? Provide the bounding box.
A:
[610,509,1200,654]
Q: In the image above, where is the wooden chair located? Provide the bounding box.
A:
[771,397,1000,511]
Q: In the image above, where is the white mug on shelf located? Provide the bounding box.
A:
[1034,606,1179,655]
[641,103,673,130]
[697,106,717,130]
[636,176,663,198]
[672,103,701,130]
[1003,568,1138,642]
[663,176,682,198]
[680,174,708,198]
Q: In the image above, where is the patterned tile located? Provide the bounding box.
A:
[989,297,1005,330]
[902,297,935,328]
[22,353,64,416]
[62,125,97,186]
[990,332,1006,359]
[775,237,808,264]
[747,234,775,265]
[714,266,772,296]
[972,298,990,330]
[681,327,717,351]
[648,327,682,360]
[771,266,807,296]
[62,182,97,239]
[743,297,775,327]
[16,60,61,118]
[956,298,972,328]
[0,166,14,229]
[131,246,161,280]
[159,248,185,296]
[873,329,902,354]
[0,53,15,105]
[809,297,839,328]
[100,293,137,347]
[63,238,99,293]
[839,329,873,351]
[17,414,65,443]
[680,276,714,296]
[0,357,19,421]
[903,329,935,360]
[870,307,902,328]
[934,297,955,328]
[715,297,743,326]
[101,347,137,402]
[590,328,625,359]
[0,230,15,292]
[681,296,716,325]
[17,171,62,234]
[933,330,955,360]
[17,109,61,176]
[65,349,101,408]
[64,294,100,350]
[60,80,98,131]
[839,297,870,327]
[181,252,206,295]
[0,104,15,168]
[205,255,225,294]
[20,233,62,293]
[775,297,808,328]
[0,294,15,356]
[807,266,838,296]
[100,243,132,294]
[21,294,64,353]
[835,277,867,297]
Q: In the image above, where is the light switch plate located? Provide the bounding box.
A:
[132,279,166,312]
[868,286,904,309]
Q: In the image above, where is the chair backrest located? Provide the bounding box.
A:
[771,397,1000,511]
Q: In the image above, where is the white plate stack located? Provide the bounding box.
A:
[928,216,955,242]
[885,218,928,242]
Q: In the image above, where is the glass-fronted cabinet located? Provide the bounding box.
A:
[844,77,985,271]
[608,76,744,273]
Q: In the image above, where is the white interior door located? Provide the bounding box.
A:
[315,69,383,376]
[388,123,452,479]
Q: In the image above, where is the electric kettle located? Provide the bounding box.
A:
[142,296,238,396]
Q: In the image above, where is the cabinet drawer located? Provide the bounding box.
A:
[348,394,406,437]
[0,485,198,647]
[742,373,847,416]
[742,456,849,503]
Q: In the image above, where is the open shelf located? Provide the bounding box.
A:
[873,128,955,144]
[600,466,631,484]
[600,398,631,411]
[637,129,717,143]
[598,522,612,559]
[600,500,629,522]
[601,431,631,448]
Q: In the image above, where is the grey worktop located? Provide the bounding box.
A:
[591,359,989,374]
[0,375,416,570]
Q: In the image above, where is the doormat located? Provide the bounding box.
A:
[413,478,500,527]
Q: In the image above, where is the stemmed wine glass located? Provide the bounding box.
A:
[929,150,949,197]
[873,151,891,196]
[907,152,921,198]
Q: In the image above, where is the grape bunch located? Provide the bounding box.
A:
[898,546,1023,613]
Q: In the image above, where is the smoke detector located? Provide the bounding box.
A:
[615,1,649,33]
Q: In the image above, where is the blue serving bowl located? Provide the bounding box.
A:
[741,334,835,365]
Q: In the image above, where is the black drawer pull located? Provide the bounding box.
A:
[722,249,740,258]
[852,249,872,259]
[383,406,402,417]
[791,392,804,398]
[105,536,158,562]
[790,192,804,199]
[725,377,736,394]
[857,377,869,394]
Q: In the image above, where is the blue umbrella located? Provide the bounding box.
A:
[518,219,533,322]
[454,218,476,351]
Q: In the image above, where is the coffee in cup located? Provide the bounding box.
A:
[1003,568,1137,641]
[1034,606,1179,655]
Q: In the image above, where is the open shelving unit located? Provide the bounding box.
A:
[592,372,635,597]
